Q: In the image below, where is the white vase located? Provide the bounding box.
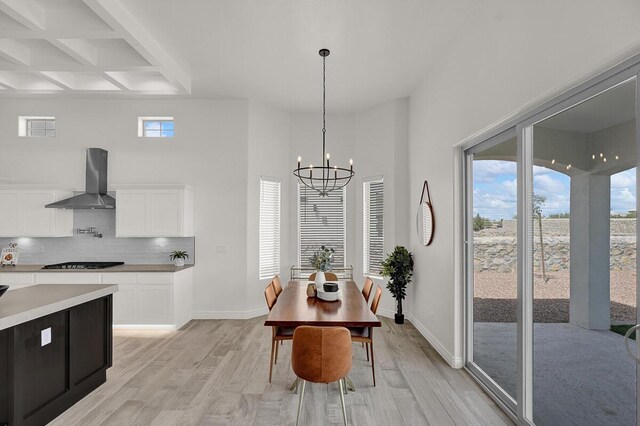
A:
[174,259,185,267]
[315,270,326,286]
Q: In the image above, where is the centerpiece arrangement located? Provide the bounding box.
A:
[310,245,335,285]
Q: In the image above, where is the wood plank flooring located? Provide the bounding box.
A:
[50,317,513,425]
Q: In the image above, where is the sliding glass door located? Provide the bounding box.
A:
[465,72,639,425]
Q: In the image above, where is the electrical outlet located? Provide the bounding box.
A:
[41,327,51,347]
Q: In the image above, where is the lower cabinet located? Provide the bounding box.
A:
[0,296,112,426]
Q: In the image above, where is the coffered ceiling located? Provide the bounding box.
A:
[0,0,190,95]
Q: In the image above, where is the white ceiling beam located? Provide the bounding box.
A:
[0,39,29,65]
[82,0,191,94]
[0,31,120,39]
[53,39,98,66]
[0,70,18,89]
[0,0,45,31]
[100,71,128,92]
[32,71,72,90]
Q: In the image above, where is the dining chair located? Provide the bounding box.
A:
[291,326,352,426]
[362,277,374,302]
[265,282,294,383]
[272,275,283,297]
[308,272,338,281]
[350,286,382,386]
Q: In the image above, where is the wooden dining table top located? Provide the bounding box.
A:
[264,281,381,328]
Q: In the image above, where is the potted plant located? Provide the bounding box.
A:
[380,245,414,324]
[309,246,335,285]
[169,250,189,267]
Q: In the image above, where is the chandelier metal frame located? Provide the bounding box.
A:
[293,48,354,197]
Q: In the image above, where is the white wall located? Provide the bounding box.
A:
[246,100,291,313]
[407,1,640,367]
[0,98,251,316]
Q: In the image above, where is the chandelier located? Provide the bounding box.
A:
[294,48,354,197]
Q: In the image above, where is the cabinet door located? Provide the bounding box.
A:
[70,298,108,386]
[149,191,181,236]
[0,191,20,236]
[113,285,136,324]
[137,285,172,323]
[14,311,68,419]
[21,191,55,236]
[116,191,148,236]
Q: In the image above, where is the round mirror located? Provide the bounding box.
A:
[417,201,434,246]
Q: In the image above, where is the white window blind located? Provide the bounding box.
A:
[363,177,384,276]
[298,185,346,268]
[259,178,281,279]
[18,116,55,137]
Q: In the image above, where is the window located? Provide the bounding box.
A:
[138,116,174,137]
[298,185,346,268]
[259,177,281,279]
[363,177,384,276]
[18,116,55,137]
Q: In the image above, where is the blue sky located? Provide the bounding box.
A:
[473,160,636,220]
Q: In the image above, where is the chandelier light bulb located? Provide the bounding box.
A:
[592,154,595,160]
[600,153,603,158]
[326,153,330,159]
[616,155,619,160]
[551,159,555,164]
[603,157,607,162]
[567,164,572,170]
[298,156,301,162]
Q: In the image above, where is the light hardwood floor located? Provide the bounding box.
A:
[51,317,513,425]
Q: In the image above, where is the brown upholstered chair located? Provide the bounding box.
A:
[272,275,283,297]
[350,286,382,386]
[265,282,294,383]
[362,277,374,302]
[308,272,338,281]
[291,326,352,425]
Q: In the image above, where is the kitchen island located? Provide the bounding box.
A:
[0,284,117,426]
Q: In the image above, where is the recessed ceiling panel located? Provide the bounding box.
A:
[34,0,114,32]
[17,39,82,67]
[0,10,29,31]
[41,71,121,90]
[91,39,151,67]
[106,71,176,92]
[16,73,64,91]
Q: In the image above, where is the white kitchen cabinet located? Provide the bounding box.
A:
[0,186,74,237]
[113,185,194,237]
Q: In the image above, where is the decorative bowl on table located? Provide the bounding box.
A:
[0,285,9,299]
[323,282,339,293]
[317,288,342,302]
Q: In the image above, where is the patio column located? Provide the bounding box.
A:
[569,172,611,330]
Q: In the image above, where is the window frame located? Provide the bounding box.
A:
[259,177,281,280]
[18,116,55,137]
[363,176,384,277]
[137,116,174,138]
[297,184,347,269]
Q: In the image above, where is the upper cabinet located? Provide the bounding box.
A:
[0,186,74,237]
[113,184,194,237]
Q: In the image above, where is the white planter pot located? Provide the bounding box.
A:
[174,259,185,267]
[315,271,326,286]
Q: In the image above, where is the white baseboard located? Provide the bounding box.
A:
[113,324,176,330]
[192,306,268,320]
[378,308,395,319]
[407,312,464,369]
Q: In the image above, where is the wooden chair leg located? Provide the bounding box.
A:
[296,379,306,426]
[365,342,369,362]
[275,338,280,364]
[269,339,276,383]
[370,340,376,387]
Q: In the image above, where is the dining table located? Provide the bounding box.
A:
[264,280,381,392]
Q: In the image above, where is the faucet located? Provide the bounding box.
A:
[77,227,102,238]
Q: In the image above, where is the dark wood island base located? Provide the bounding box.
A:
[0,287,115,426]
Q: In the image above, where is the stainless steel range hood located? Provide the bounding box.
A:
[45,148,115,209]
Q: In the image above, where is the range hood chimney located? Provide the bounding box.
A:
[45,148,115,209]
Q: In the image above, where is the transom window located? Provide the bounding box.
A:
[18,116,55,137]
[138,116,174,137]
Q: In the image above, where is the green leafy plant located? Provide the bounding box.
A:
[380,246,414,322]
[309,246,334,272]
[169,250,190,261]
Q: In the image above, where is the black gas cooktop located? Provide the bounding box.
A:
[42,262,125,270]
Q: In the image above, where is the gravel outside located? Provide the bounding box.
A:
[474,270,637,323]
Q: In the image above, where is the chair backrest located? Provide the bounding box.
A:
[272,275,283,296]
[291,326,352,384]
[308,272,338,281]
[370,287,382,315]
[362,277,374,302]
[265,282,277,311]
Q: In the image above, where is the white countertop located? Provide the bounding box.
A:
[0,284,118,331]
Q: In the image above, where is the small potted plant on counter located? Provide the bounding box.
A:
[169,250,189,267]
[381,245,414,324]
